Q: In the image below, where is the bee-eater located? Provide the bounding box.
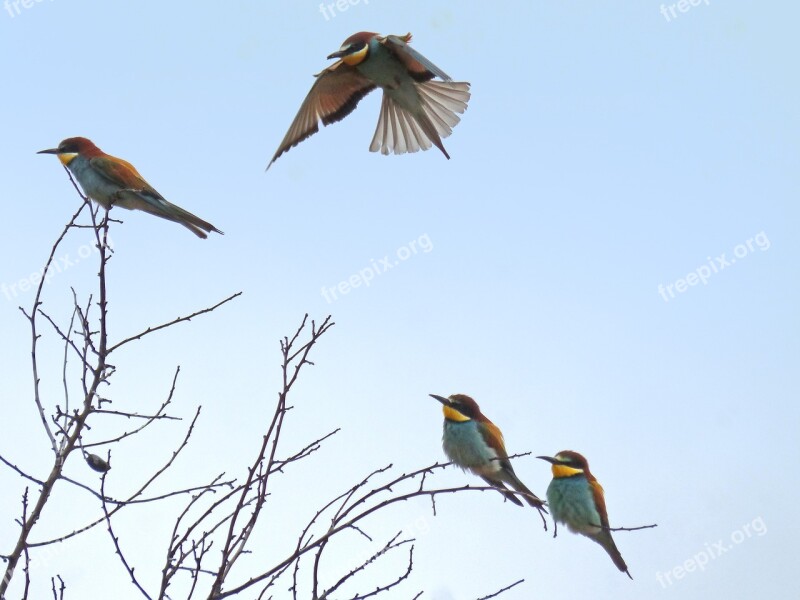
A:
[267,32,470,169]
[430,394,546,514]
[538,451,632,579]
[38,137,222,239]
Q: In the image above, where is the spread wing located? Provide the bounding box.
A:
[267,62,377,169]
[381,33,452,82]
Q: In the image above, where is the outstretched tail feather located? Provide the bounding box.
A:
[416,80,471,138]
[164,203,224,239]
[594,531,632,579]
[369,80,470,158]
[505,471,546,509]
[117,190,223,239]
[480,476,523,507]
[370,94,435,156]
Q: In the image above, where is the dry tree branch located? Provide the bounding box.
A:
[107,292,242,355]
[207,315,335,598]
[477,579,525,599]
[605,523,658,532]
[0,181,240,597]
[0,209,113,599]
[18,199,92,455]
[317,532,414,599]
[50,574,65,600]
[0,457,44,486]
[214,461,535,599]
[100,475,153,600]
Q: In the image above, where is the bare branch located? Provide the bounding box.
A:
[605,523,658,533]
[107,292,242,354]
[476,579,525,599]
[100,476,152,599]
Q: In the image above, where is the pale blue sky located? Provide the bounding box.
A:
[1,1,797,598]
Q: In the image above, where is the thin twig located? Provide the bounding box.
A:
[107,292,242,354]
[476,579,525,599]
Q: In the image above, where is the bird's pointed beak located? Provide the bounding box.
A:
[536,456,558,464]
[326,49,348,60]
[37,148,60,155]
[429,394,450,405]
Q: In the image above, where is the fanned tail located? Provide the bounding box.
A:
[416,80,471,139]
[369,81,470,157]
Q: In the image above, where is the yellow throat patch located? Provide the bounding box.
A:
[342,44,369,66]
[552,464,584,478]
[442,405,470,422]
[57,152,78,166]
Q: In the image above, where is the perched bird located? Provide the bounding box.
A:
[267,32,470,169]
[538,451,632,578]
[38,137,222,239]
[84,452,111,473]
[430,394,546,514]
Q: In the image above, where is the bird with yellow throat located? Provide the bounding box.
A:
[538,450,632,578]
[268,32,470,169]
[39,137,222,239]
[430,394,546,521]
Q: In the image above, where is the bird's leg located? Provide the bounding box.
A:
[552,519,558,539]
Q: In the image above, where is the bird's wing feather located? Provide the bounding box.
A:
[267,62,377,168]
[477,420,515,470]
[380,34,452,81]
[589,478,610,529]
[89,156,155,195]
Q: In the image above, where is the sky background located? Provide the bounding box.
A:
[1,1,798,598]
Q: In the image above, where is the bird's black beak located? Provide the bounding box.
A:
[37,148,60,155]
[536,456,558,464]
[326,49,348,60]
[429,394,450,406]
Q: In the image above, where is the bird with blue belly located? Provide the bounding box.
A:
[538,450,632,579]
[268,32,470,169]
[430,394,547,523]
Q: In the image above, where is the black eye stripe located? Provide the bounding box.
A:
[451,402,473,418]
